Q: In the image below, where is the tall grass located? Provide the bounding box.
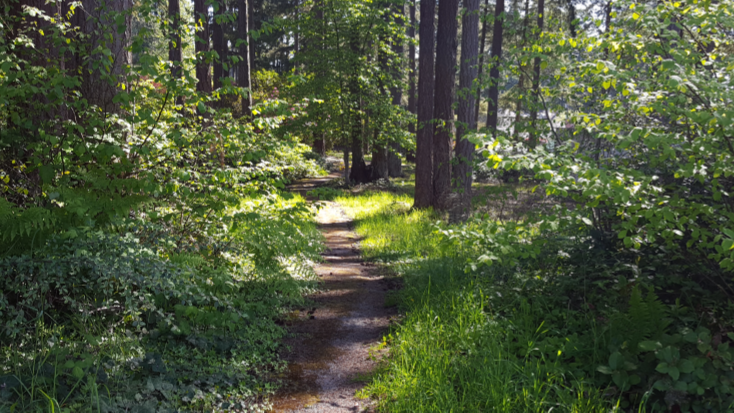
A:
[339,192,616,412]
[335,191,441,262]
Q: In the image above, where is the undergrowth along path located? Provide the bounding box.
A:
[271,178,395,413]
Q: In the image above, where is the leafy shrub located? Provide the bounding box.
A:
[0,194,323,410]
[0,231,193,340]
[345,190,734,412]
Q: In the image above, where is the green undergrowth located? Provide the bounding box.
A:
[335,191,439,262]
[1,193,323,412]
[339,191,734,412]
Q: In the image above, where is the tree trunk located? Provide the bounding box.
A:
[413,0,437,208]
[408,0,417,130]
[567,0,577,38]
[473,0,490,128]
[528,0,544,148]
[168,0,182,78]
[77,0,133,113]
[195,0,212,93]
[372,12,390,181]
[212,0,226,89]
[513,0,530,140]
[249,0,257,75]
[349,33,370,183]
[453,0,480,221]
[295,0,300,56]
[238,0,253,109]
[486,0,504,132]
[388,2,405,178]
[343,149,351,184]
[405,0,417,162]
[432,0,460,211]
[312,133,325,155]
[372,137,389,180]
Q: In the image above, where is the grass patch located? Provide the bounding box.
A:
[335,191,440,262]
[341,186,734,412]
[339,191,618,412]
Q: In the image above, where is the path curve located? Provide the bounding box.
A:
[270,182,394,412]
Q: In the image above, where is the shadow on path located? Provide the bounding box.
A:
[270,177,395,413]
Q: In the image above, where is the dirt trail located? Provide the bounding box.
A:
[270,177,394,413]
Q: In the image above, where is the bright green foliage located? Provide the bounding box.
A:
[480,0,734,278]
[0,193,323,410]
[342,192,613,411]
[336,191,439,261]
[0,0,326,410]
[344,189,734,411]
[283,0,413,152]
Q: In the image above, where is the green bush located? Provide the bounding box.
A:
[0,194,323,411]
[343,191,734,412]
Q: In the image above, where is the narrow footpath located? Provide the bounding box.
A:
[270,178,394,412]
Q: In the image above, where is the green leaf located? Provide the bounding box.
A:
[639,340,661,351]
[679,359,694,374]
[668,366,680,381]
[612,370,629,389]
[609,352,624,370]
[71,366,84,379]
[39,165,55,184]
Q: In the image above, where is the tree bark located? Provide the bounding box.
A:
[388,2,405,178]
[249,0,257,75]
[453,0,480,221]
[195,0,212,93]
[212,0,226,89]
[349,33,370,183]
[486,0,504,132]
[371,8,390,181]
[432,0,460,211]
[413,0,437,208]
[295,0,300,57]
[168,0,182,78]
[512,0,530,140]
[473,0,490,128]
[528,0,544,148]
[567,0,577,38]
[238,0,253,109]
[372,138,389,180]
[408,0,417,131]
[406,0,417,162]
[76,0,133,113]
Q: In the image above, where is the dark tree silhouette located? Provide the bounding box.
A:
[413,0,437,208]
[453,0,480,218]
[195,0,212,92]
[486,0,505,132]
[432,0,460,211]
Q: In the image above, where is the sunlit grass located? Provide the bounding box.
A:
[338,191,616,412]
[336,191,441,262]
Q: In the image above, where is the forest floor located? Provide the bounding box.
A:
[269,176,397,413]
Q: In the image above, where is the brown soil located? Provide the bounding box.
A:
[270,177,395,413]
